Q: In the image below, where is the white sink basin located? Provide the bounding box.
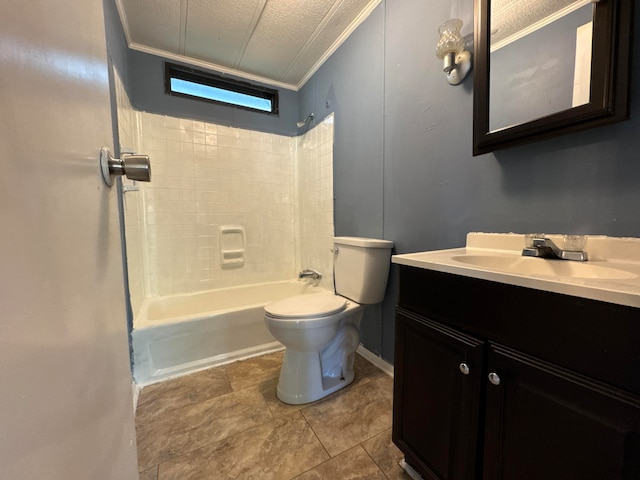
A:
[392,233,640,308]
[451,254,638,280]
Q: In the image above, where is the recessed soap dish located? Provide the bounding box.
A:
[219,225,245,268]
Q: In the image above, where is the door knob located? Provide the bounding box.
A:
[488,372,501,386]
[459,363,470,375]
[100,147,151,186]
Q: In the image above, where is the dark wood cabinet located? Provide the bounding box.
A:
[393,265,640,480]
[483,343,640,480]
[393,309,485,480]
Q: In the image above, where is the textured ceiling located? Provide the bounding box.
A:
[491,0,592,49]
[116,0,381,91]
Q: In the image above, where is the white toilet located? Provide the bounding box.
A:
[264,236,394,404]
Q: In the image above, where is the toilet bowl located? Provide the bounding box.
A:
[265,292,363,404]
[264,236,393,405]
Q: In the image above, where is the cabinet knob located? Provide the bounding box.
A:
[459,363,470,375]
[488,372,501,386]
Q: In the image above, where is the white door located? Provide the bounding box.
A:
[0,1,138,478]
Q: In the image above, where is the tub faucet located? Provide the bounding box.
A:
[522,236,588,262]
[299,269,322,280]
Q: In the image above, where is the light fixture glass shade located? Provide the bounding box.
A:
[435,18,464,59]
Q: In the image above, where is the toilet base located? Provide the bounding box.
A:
[276,350,356,405]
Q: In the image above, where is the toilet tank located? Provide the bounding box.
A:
[333,236,394,304]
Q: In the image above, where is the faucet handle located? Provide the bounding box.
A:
[524,233,545,248]
[532,238,547,248]
[563,235,587,252]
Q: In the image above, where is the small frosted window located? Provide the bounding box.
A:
[165,63,278,115]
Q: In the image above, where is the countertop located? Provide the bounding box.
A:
[392,233,640,308]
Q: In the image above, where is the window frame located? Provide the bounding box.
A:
[164,62,279,116]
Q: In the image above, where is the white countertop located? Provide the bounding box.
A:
[392,233,640,308]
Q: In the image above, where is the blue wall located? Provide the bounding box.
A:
[127,50,299,136]
[301,0,640,362]
[103,0,136,361]
[299,4,386,354]
[103,0,129,149]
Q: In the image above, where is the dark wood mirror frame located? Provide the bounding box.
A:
[473,0,633,156]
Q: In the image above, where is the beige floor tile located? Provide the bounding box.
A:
[136,351,397,477]
[136,367,232,425]
[226,351,284,391]
[353,353,389,381]
[301,375,394,457]
[294,445,388,479]
[158,412,330,480]
[139,466,158,480]
[362,429,411,480]
[136,386,272,471]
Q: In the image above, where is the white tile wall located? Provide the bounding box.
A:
[138,114,299,298]
[113,67,145,317]
[297,114,335,291]
[118,107,334,314]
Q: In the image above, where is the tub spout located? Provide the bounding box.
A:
[299,269,322,280]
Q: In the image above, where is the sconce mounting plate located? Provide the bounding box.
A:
[446,51,471,85]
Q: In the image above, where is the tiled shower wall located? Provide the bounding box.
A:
[114,85,334,316]
[113,68,145,317]
[137,114,298,298]
[297,115,335,292]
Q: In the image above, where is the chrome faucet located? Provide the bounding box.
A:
[299,269,322,280]
[522,236,588,262]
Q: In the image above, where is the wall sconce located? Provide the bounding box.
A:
[435,19,471,85]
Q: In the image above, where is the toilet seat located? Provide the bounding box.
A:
[265,293,347,319]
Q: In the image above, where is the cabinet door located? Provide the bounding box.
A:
[483,343,640,480]
[393,309,485,480]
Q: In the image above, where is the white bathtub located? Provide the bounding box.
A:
[131,281,327,385]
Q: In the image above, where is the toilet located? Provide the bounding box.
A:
[264,236,394,404]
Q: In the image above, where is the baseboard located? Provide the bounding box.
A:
[132,380,141,413]
[356,344,394,377]
[399,459,424,479]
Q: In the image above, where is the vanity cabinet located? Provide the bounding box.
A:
[394,309,485,480]
[393,265,640,480]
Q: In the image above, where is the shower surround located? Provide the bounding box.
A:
[115,78,334,382]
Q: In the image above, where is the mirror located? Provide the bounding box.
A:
[473,0,633,156]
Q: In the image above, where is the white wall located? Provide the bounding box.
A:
[0,0,139,477]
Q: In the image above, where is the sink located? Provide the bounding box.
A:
[451,254,638,280]
[391,233,640,308]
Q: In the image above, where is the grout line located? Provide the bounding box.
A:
[361,438,391,480]
[301,413,332,463]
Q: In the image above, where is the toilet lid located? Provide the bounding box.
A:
[265,293,347,319]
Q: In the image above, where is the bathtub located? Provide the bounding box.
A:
[131,281,327,385]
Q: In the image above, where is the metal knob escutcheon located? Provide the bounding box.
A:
[100,147,151,186]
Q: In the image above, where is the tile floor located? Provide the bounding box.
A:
[135,351,411,479]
